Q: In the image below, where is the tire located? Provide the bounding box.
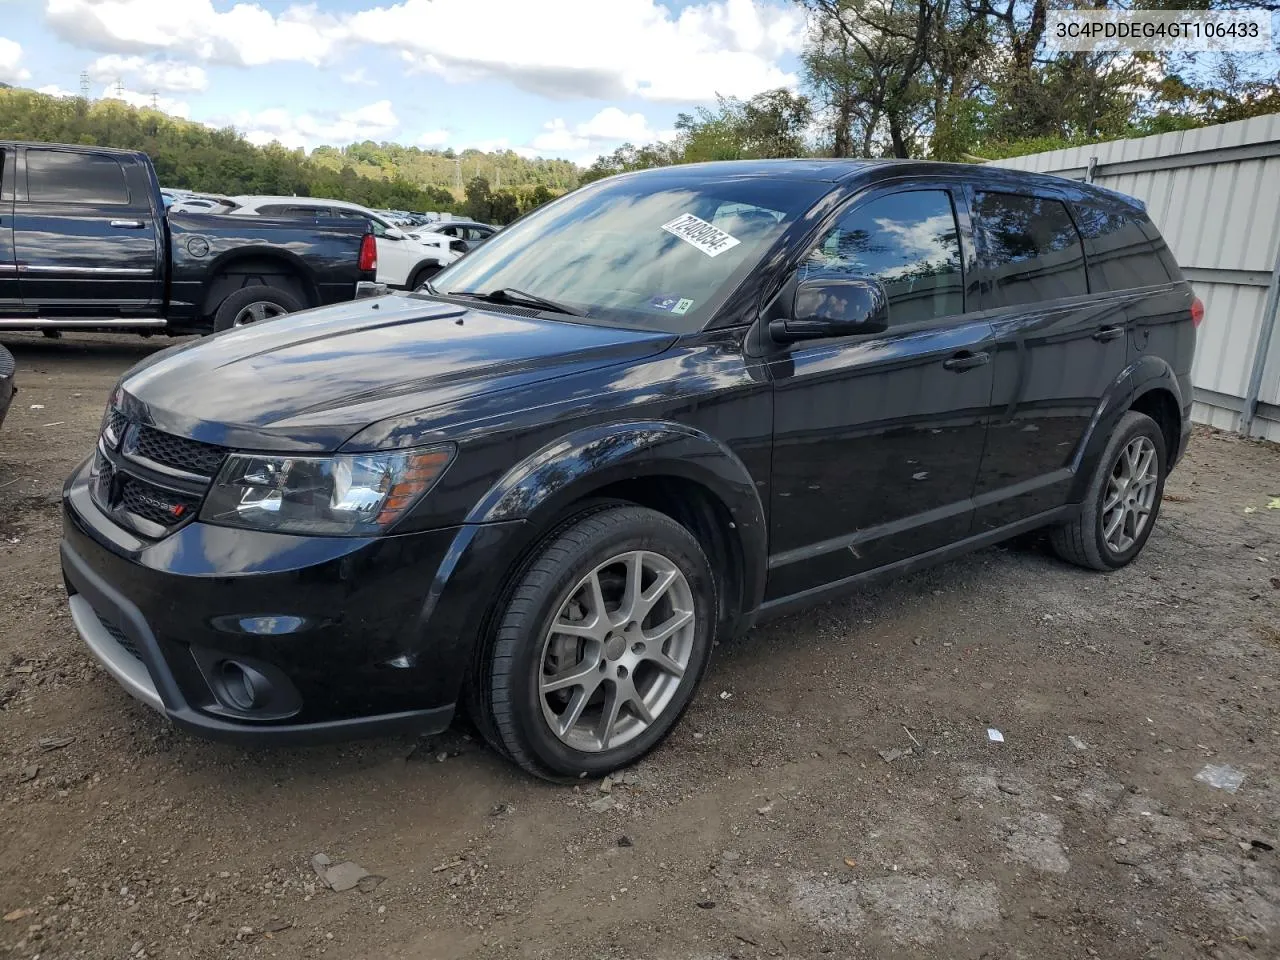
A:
[409,264,442,290]
[1050,410,1167,571]
[473,505,718,781]
[212,284,303,333]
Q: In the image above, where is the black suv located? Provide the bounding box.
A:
[61,160,1198,779]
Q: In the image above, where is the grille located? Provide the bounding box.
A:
[103,409,128,446]
[96,612,143,662]
[131,425,226,478]
[119,477,201,528]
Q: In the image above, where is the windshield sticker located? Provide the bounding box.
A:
[648,293,682,311]
[671,298,694,315]
[661,213,741,258]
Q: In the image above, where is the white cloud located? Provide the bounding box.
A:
[88,54,208,92]
[416,128,449,147]
[229,99,399,150]
[340,66,376,86]
[529,107,676,153]
[44,0,802,100]
[38,83,77,97]
[0,36,31,83]
[350,0,802,101]
[103,85,191,117]
[45,0,343,66]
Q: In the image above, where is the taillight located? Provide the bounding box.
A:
[358,233,377,273]
[1190,296,1204,327]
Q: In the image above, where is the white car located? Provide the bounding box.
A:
[227,196,459,289]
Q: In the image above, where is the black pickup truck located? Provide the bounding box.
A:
[0,142,377,334]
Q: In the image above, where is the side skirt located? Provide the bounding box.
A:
[755,504,1076,623]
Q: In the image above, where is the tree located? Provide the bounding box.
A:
[677,89,813,161]
[801,0,934,158]
[464,175,493,221]
[489,188,520,224]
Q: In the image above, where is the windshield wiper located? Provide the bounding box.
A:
[447,287,586,317]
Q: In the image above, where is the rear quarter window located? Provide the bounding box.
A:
[974,192,1088,307]
[1072,202,1173,289]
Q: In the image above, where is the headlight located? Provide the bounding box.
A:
[199,445,453,536]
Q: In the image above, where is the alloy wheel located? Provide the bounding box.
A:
[1102,435,1159,554]
[537,550,696,753]
[232,301,288,326]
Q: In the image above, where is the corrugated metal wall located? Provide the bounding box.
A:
[988,114,1280,441]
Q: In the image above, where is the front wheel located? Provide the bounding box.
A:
[1050,410,1167,570]
[473,506,718,780]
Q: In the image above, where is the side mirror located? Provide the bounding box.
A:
[769,276,889,343]
[384,227,404,241]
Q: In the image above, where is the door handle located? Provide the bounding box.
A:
[942,350,990,372]
[1093,325,1124,342]
[110,219,145,229]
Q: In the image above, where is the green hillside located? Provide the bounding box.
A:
[0,87,575,221]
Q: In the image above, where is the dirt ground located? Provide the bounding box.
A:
[1,331,1277,960]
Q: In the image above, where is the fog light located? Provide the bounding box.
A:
[218,660,266,711]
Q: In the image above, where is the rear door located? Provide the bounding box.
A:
[0,147,17,309]
[766,184,996,601]
[968,187,1128,532]
[13,147,163,313]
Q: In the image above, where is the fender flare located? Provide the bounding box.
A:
[1069,353,1186,499]
[465,419,770,615]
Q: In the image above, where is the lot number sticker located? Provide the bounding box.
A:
[661,213,741,258]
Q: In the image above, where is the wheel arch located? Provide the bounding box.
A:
[200,249,319,317]
[465,420,769,634]
[1069,354,1187,501]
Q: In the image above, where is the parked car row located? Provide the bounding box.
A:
[225,195,462,290]
[1,142,381,335]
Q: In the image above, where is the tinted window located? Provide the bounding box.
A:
[27,150,129,205]
[1072,203,1172,289]
[974,192,1087,306]
[802,189,964,326]
[258,204,330,218]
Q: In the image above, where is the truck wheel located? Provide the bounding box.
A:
[474,505,717,781]
[213,285,302,333]
[1050,410,1167,571]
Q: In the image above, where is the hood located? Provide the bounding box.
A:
[119,295,675,452]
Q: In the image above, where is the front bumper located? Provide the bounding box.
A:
[61,458,524,745]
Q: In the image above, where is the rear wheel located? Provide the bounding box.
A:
[1050,410,1167,570]
[409,264,442,290]
[212,285,302,333]
[473,505,717,780]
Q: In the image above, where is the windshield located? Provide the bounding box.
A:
[428,173,828,331]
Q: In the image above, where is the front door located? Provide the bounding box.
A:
[765,186,996,602]
[13,147,162,314]
[967,188,1130,532]
[0,147,17,310]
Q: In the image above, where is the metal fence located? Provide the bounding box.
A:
[988,114,1280,441]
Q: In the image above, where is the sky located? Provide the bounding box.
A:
[0,0,809,165]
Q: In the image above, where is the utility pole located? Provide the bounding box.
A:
[78,71,90,99]
[453,158,462,192]
[150,90,159,110]
[113,78,124,98]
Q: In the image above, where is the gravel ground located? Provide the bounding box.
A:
[1,332,1278,960]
